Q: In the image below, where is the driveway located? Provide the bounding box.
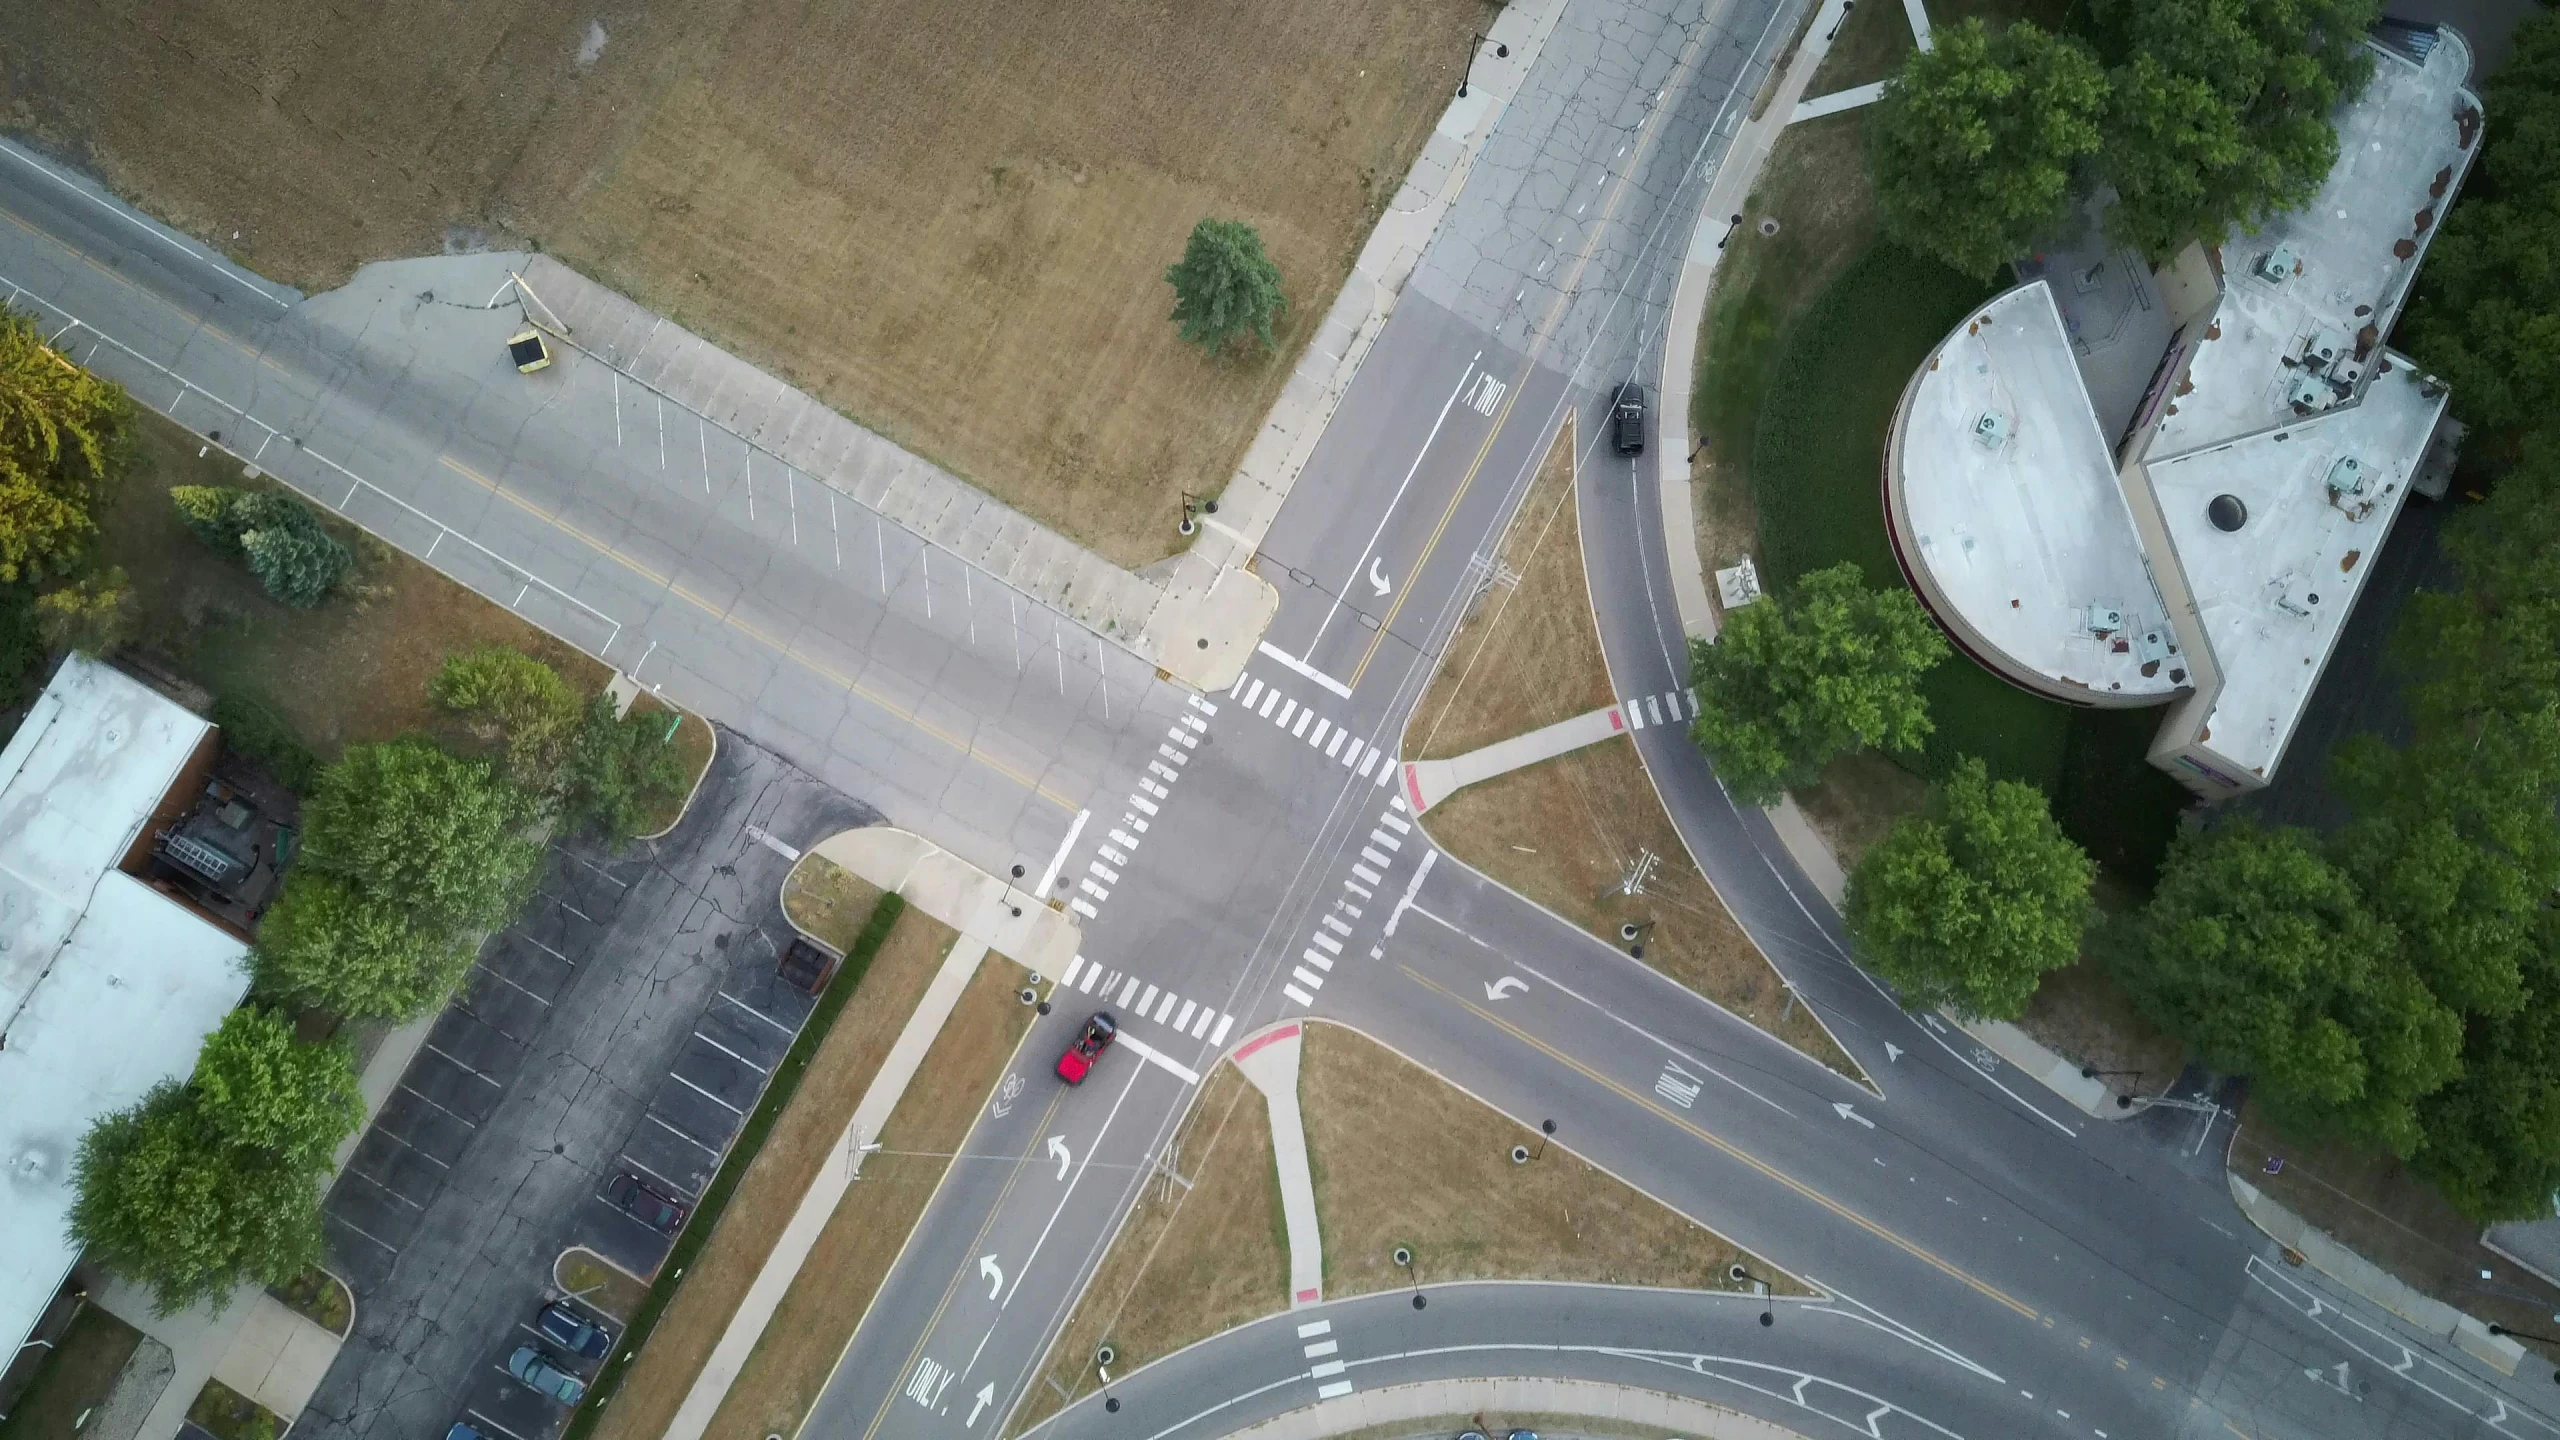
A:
[297,731,873,1440]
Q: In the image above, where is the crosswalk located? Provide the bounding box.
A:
[1620,685,1701,731]
[1227,670,1396,784]
[1281,793,1414,1009]
[1069,692,1217,921]
[1297,1316,1355,1399]
[1055,954,1236,1048]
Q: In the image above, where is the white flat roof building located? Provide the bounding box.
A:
[0,657,247,1357]
[1885,26,2480,798]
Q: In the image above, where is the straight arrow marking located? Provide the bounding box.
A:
[967,1382,995,1428]
[1833,1101,1875,1130]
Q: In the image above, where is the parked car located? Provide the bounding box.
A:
[606,1171,688,1235]
[778,936,841,995]
[507,1345,586,1404]
[536,1300,613,1360]
[1055,1012,1119,1084]
[1611,381,1646,455]
[444,1423,485,1440]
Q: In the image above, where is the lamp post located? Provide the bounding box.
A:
[1827,0,1856,42]
[1717,213,1744,250]
[1394,1245,1427,1308]
[1533,1118,1557,1160]
[1458,33,1511,98]
[1729,1263,1777,1327]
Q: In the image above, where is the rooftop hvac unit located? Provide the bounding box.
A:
[2304,329,2351,367]
[1973,410,2012,449]
[2286,372,2336,412]
[2327,455,2367,496]
[2134,627,2173,664]
[163,830,248,887]
[2083,604,2125,635]
[2256,243,2300,283]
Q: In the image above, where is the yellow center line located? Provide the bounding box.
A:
[435,455,1079,811]
[1344,17,1718,693]
[1402,963,2040,1320]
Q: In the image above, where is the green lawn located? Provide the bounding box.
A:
[0,1307,143,1440]
[1745,243,2190,886]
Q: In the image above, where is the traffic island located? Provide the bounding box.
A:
[1014,1022,1800,1433]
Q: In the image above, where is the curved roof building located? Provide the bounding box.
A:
[1883,25,2481,798]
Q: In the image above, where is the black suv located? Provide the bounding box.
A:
[1611,382,1646,455]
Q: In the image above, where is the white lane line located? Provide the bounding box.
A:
[722,993,794,1034]
[1061,956,1085,990]
[1114,1033,1201,1085]
[1382,850,1440,938]
[1211,1014,1236,1045]
[690,1030,769,1074]
[1305,357,1478,650]
[1283,983,1315,1006]
[669,1072,743,1114]
[1034,809,1091,899]
[1296,1320,1332,1339]
[1254,640,1354,700]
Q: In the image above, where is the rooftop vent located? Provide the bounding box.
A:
[2209,494,2248,532]
[2083,605,2125,635]
[2304,329,2351,368]
[2327,455,2367,497]
[2256,243,2301,283]
[1973,410,2012,450]
[2286,372,2337,412]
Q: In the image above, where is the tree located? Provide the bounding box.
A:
[69,1084,328,1315]
[1164,219,1288,354]
[300,737,539,935]
[2108,820,2460,1154]
[2407,911,2560,1221]
[561,697,689,844]
[167,486,350,608]
[431,645,585,789]
[2385,438,2560,731]
[1845,758,2095,1019]
[2400,7,2560,432]
[1688,562,1949,806]
[0,306,133,584]
[1865,19,2108,279]
[188,1008,362,1172]
[2091,0,2379,256]
[34,566,134,655]
[251,872,465,1020]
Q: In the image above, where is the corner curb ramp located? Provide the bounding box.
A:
[1215,1377,1812,1439]
[2227,1174,2529,1377]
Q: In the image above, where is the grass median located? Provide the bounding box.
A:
[1017,1024,1797,1432]
[570,888,924,1440]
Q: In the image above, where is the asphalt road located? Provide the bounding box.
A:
[8,1,2558,1437]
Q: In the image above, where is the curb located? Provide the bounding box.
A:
[633,712,716,844]
[1179,1376,1809,1440]
[2225,1173,2528,1377]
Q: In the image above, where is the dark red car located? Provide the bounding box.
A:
[606,1171,688,1234]
[1055,1012,1119,1085]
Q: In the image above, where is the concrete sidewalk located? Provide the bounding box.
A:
[2229,1176,2528,1377]
[1233,1024,1325,1308]
[1222,1376,1807,1439]
[661,824,1044,1440]
[1402,704,1628,813]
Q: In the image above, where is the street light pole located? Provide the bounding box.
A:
[1458,33,1511,98]
[1533,1118,1557,1160]
[1729,1263,1777,1327]
[1717,213,1744,250]
[1826,0,1857,42]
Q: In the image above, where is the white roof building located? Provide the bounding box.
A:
[0,657,248,1356]
[1883,27,2482,798]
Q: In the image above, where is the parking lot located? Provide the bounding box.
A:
[296,731,875,1440]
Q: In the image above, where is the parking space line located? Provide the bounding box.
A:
[616,1152,697,1196]
[325,1211,401,1257]
[690,1030,769,1073]
[669,1071,745,1114]
[646,1112,721,1155]
[342,1166,426,1211]
[721,992,795,1034]
[465,1411,531,1440]
[550,849,634,889]
[422,1043,506,1090]
[373,1127,451,1169]
[395,1084,480,1129]
[518,934,573,964]
[475,962,554,1008]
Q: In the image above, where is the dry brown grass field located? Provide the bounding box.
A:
[1,0,1482,567]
